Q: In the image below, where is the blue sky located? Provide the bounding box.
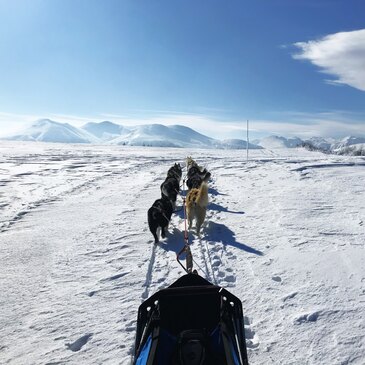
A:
[0,0,364,139]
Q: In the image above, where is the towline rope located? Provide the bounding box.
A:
[176,178,194,274]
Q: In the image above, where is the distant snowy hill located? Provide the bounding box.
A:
[256,135,303,149]
[109,124,264,149]
[3,120,363,153]
[2,120,260,149]
[2,119,98,144]
[301,136,365,156]
[304,137,333,151]
[331,136,365,151]
[215,139,263,149]
[109,124,216,148]
[335,142,365,156]
[82,121,131,141]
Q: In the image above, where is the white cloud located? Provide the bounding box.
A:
[293,29,365,91]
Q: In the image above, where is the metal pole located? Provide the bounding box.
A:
[246,120,249,162]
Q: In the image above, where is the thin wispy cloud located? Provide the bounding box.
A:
[293,29,365,91]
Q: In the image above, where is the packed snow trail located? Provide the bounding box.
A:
[0,142,364,364]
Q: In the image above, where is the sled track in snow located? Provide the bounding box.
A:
[186,172,238,288]
[0,161,142,233]
[197,238,218,285]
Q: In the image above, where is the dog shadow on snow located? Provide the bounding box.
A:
[174,200,243,221]
[157,223,262,258]
[204,221,263,256]
[208,202,245,215]
[158,227,187,255]
[174,203,186,220]
[209,187,228,197]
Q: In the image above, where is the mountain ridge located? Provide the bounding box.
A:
[2,119,364,154]
[2,119,262,149]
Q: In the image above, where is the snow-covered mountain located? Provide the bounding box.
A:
[256,135,303,149]
[2,119,98,144]
[2,120,261,149]
[331,136,365,151]
[301,135,365,156]
[3,120,364,154]
[304,137,333,151]
[255,135,365,156]
[335,143,365,156]
[82,121,131,141]
[215,138,263,150]
[109,124,216,148]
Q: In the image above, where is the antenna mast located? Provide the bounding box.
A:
[246,119,249,162]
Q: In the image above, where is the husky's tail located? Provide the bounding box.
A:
[195,182,209,208]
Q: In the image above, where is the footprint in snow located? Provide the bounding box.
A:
[99,272,128,282]
[271,275,282,283]
[293,311,319,324]
[65,333,93,352]
[244,317,259,349]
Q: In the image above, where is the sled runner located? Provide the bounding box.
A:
[133,273,249,365]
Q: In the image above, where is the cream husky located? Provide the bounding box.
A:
[186,182,209,235]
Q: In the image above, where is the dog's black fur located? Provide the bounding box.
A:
[147,197,173,243]
[167,163,182,181]
[187,165,208,179]
[187,171,211,190]
[161,176,179,208]
[186,162,211,190]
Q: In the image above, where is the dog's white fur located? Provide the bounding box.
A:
[186,182,209,235]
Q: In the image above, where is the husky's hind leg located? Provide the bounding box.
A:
[196,207,206,236]
[148,209,159,243]
[187,207,194,229]
[150,226,159,243]
[161,225,168,238]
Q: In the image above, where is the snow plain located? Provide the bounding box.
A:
[0,141,364,365]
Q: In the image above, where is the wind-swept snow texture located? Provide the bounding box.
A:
[0,141,364,364]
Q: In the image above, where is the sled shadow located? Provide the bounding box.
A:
[209,202,245,215]
[205,222,263,256]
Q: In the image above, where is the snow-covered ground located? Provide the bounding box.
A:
[1,141,364,365]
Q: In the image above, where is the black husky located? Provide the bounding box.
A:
[147,197,173,244]
[167,163,182,181]
[187,171,211,190]
[186,163,211,190]
[160,177,180,209]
